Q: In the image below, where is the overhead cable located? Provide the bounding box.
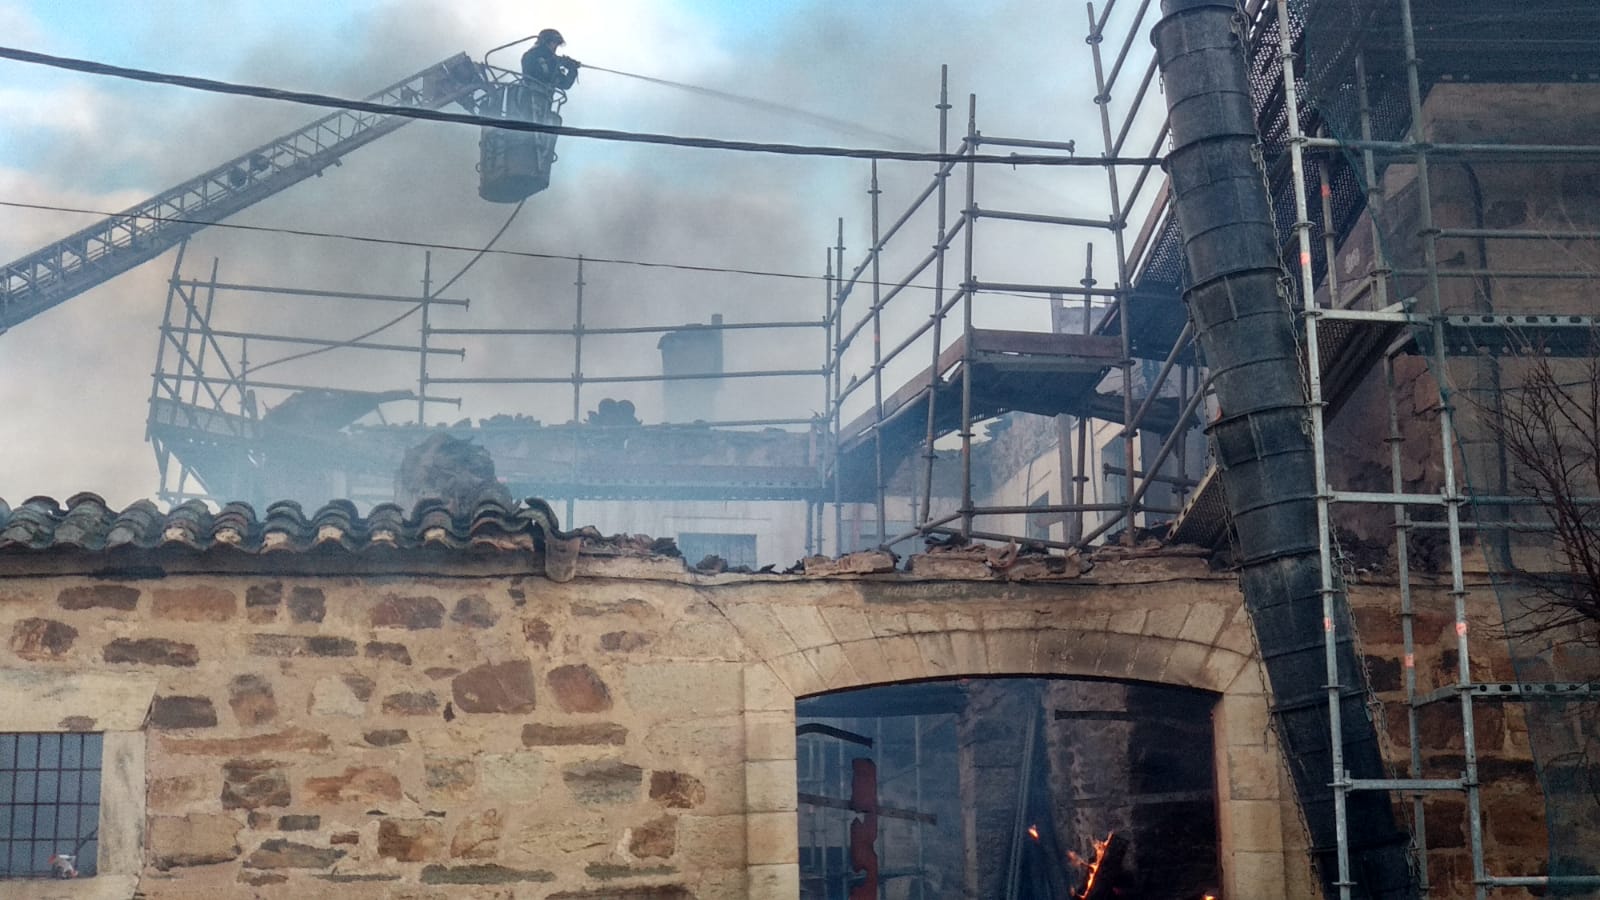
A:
[247,199,530,373]
[0,199,820,283]
[1,198,1076,304]
[0,45,1161,168]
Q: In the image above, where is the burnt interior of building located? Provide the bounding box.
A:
[797,678,1220,900]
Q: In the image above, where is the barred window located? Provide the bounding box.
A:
[0,732,103,879]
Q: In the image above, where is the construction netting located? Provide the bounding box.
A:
[1297,0,1600,891]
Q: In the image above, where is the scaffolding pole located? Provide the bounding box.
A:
[1396,1,1488,894]
[958,95,978,541]
[919,67,952,529]
[1274,3,1354,897]
[870,160,887,545]
[1088,0,1139,545]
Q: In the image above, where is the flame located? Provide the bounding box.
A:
[1027,824,1040,841]
[1071,832,1115,899]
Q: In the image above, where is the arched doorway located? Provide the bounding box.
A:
[795,676,1221,899]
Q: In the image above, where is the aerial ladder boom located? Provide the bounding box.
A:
[0,53,492,334]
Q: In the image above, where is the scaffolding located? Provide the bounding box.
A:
[137,6,1600,889]
[147,28,1209,561]
[1071,0,1600,893]
[1264,0,1600,895]
[146,245,830,539]
[818,22,1204,556]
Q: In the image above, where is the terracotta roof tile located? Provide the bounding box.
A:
[0,492,561,558]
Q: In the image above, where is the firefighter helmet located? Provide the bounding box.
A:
[537,28,565,46]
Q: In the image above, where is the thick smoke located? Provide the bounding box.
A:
[0,0,1151,509]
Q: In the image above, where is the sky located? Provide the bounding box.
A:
[0,0,1167,509]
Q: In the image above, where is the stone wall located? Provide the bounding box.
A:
[0,551,1297,899]
[1347,580,1562,896]
[0,547,1564,899]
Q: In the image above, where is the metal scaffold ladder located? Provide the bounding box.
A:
[1276,0,1600,894]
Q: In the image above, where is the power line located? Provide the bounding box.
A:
[3,198,1085,306]
[0,199,822,284]
[0,44,1162,168]
[247,199,530,373]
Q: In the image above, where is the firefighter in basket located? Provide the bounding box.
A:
[521,28,580,115]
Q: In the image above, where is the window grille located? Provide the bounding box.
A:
[0,732,102,879]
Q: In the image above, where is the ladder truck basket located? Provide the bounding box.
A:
[477,80,564,204]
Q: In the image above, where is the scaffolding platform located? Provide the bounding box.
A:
[151,395,825,507]
[832,328,1190,501]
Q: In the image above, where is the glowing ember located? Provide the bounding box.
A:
[1027,824,1040,841]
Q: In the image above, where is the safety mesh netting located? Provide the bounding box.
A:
[1300,0,1600,892]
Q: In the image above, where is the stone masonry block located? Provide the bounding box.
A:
[765,652,824,698]
[913,631,958,678]
[1214,606,1259,656]
[1218,693,1271,748]
[1063,606,1113,635]
[1142,603,1190,640]
[58,584,139,611]
[1226,657,1268,694]
[1127,636,1175,683]
[152,586,237,622]
[1224,850,1288,900]
[746,863,800,896]
[1202,649,1252,693]
[1064,630,1115,677]
[744,710,797,762]
[1226,745,1282,802]
[948,630,988,675]
[678,815,746,870]
[745,812,799,866]
[829,639,888,687]
[770,605,836,653]
[1178,603,1232,647]
[743,663,793,712]
[817,606,874,645]
[983,630,1036,676]
[722,604,800,660]
[981,609,1042,633]
[546,663,610,714]
[801,643,859,691]
[864,610,912,639]
[1092,633,1144,680]
[1107,607,1149,635]
[624,662,742,718]
[1030,630,1081,672]
[877,635,928,682]
[1224,799,1285,853]
[1159,640,1213,688]
[9,618,76,660]
[944,609,982,633]
[744,759,797,813]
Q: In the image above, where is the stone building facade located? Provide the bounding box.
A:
[0,494,1556,898]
